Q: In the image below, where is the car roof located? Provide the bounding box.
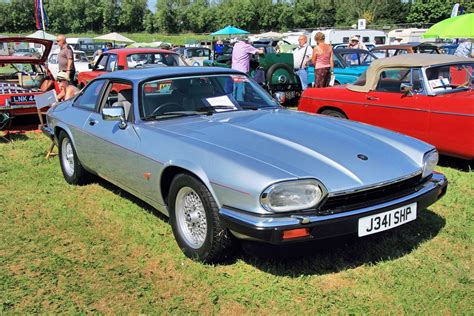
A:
[334,48,370,54]
[97,66,244,82]
[348,54,472,93]
[373,42,437,50]
[105,48,177,55]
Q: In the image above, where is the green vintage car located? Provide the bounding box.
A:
[204,51,301,103]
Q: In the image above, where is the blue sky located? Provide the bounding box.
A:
[148,0,157,12]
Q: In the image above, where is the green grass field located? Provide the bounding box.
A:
[0,133,472,313]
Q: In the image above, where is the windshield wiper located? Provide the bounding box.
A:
[196,105,238,112]
[144,110,212,121]
[240,105,277,110]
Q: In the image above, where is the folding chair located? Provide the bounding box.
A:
[0,112,13,142]
[35,91,58,158]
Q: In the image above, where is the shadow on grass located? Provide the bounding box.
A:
[96,178,169,224]
[0,133,30,143]
[240,209,445,276]
[439,155,473,172]
[93,178,445,272]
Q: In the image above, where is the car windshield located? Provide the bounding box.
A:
[338,52,376,66]
[141,74,279,119]
[185,49,210,58]
[127,53,186,68]
[0,40,46,58]
[425,63,473,94]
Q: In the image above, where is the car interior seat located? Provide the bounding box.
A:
[112,89,133,119]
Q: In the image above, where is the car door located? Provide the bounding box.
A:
[80,80,142,189]
[68,79,108,170]
[364,68,430,143]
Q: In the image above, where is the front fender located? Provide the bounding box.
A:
[160,159,221,207]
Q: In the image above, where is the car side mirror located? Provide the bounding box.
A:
[400,83,414,96]
[102,107,127,129]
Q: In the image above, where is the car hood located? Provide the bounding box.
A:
[149,109,429,192]
[0,37,52,63]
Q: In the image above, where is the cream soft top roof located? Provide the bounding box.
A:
[347,54,473,93]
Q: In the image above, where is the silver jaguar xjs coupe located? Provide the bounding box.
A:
[44,67,447,263]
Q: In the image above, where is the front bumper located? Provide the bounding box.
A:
[219,173,447,244]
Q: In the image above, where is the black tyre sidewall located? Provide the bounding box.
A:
[168,174,231,263]
[58,131,87,185]
[322,109,347,119]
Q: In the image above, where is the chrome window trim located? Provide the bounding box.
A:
[328,170,422,197]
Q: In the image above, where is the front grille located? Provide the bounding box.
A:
[317,174,427,216]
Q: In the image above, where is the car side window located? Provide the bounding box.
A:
[106,54,118,72]
[74,80,105,111]
[95,54,108,71]
[376,68,411,93]
[411,68,424,93]
[101,82,134,121]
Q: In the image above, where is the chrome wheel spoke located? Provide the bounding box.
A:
[175,187,207,249]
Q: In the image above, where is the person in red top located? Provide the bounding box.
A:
[311,32,334,88]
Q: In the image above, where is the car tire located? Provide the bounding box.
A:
[266,63,295,86]
[321,109,347,119]
[168,173,234,263]
[58,131,92,185]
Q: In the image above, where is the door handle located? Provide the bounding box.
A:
[88,119,98,126]
[367,96,379,101]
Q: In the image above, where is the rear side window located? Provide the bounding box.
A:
[74,80,105,111]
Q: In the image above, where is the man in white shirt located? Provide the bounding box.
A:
[293,35,313,90]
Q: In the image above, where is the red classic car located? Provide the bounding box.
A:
[0,37,58,116]
[298,54,474,160]
[77,48,187,88]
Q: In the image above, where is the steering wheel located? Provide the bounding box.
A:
[150,102,185,116]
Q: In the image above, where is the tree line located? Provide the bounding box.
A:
[0,0,472,34]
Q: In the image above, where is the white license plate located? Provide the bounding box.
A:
[285,91,296,99]
[358,202,417,237]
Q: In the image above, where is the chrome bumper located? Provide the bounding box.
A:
[219,173,448,244]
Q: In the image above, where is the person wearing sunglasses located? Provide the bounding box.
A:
[56,34,76,84]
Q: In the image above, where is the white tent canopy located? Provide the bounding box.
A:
[27,30,56,40]
[254,31,284,39]
[94,32,135,43]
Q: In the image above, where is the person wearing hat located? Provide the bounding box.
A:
[56,71,80,102]
[348,36,367,50]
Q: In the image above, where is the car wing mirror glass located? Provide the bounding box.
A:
[102,107,127,129]
[400,83,414,96]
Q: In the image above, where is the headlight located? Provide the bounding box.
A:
[260,179,326,213]
[422,150,438,178]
